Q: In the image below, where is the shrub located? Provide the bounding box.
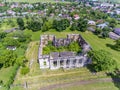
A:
[20,66,30,75]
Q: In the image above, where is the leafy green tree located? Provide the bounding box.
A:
[12,31,31,43]
[27,20,42,32]
[68,41,81,53]
[77,18,88,32]
[53,19,70,32]
[17,18,25,30]
[0,32,7,40]
[101,27,112,38]
[95,28,102,35]
[108,18,117,28]
[16,56,26,66]
[41,22,48,32]
[70,23,78,31]
[3,37,20,47]
[88,50,117,72]
[0,50,17,68]
[43,46,50,54]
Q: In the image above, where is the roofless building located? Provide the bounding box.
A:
[38,34,92,70]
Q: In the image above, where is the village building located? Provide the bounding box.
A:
[38,34,91,70]
[109,32,120,40]
[114,28,120,36]
[7,46,16,50]
[88,20,96,25]
[96,23,108,29]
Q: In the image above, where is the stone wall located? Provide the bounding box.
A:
[38,34,91,70]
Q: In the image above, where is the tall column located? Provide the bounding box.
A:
[76,59,79,67]
[63,59,67,69]
[69,59,73,68]
[57,59,60,69]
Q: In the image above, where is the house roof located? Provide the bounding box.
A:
[114,28,120,35]
[109,32,120,40]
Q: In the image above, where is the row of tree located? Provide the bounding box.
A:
[17,17,88,32]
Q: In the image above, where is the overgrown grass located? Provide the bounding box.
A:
[0,65,18,90]
[55,82,120,90]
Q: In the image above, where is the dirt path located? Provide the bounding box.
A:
[17,70,91,80]
[39,78,119,90]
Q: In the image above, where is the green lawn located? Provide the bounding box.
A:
[79,31,120,66]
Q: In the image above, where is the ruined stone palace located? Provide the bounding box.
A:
[38,34,91,70]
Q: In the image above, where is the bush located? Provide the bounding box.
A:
[20,66,30,75]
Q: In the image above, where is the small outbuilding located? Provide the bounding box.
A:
[7,46,16,50]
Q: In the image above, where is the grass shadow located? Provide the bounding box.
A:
[86,64,97,75]
[0,64,3,69]
[106,70,120,90]
[106,44,120,51]
[87,64,120,90]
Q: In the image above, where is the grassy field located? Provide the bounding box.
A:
[55,82,120,90]
[10,30,120,90]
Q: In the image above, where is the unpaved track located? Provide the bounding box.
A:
[40,78,120,90]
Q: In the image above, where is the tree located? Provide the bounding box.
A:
[114,39,120,51]
[95,28,102,35]
[88,50,117,72]
[17,18,25,30]
[12,31,31,43]
[3,37,20,47]
[0,32,7,41]
[70,22,78,31]
[108,18,117,28]
[77,18,88,32]
[0,50,17,68]
[68,41,81,53]
[101,27,112,38]
[27,20,42,32]
[53,19,70,32]
[16,56,26,66]
[43,46,50,54]
[41,22,48,32]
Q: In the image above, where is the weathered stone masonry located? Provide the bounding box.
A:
[38,34,91,70]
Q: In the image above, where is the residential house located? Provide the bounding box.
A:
[96,23,108,29]
[73,14,80,20]
[109,32,120,40]
[114,28,120,36]
[7,46,16,50]
[88,20,96,25]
